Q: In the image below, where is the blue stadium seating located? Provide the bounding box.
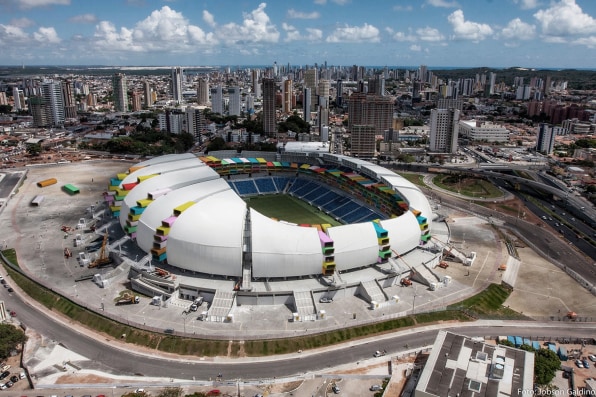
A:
[254,178,277,194]
[233,180,258,195]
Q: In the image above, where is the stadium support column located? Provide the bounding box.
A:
[373,221,391,261]
[319,228,335,276]
[241,209,253,291]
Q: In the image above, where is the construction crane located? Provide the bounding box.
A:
[88,233,112,268]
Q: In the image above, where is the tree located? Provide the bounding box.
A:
[206,137,227,152]
[157,387,184,397]
[26,143,42,156]
[0,104,12,114]
[534,348,561,385]
[0,324,27,360]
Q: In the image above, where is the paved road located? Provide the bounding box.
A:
[2,283,595,381]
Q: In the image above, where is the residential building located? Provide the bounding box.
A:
[112,73,128,112]
[143,81,153,108]
[282,79,293,114]
[252,69,261,98]
[458,120,510,143]
[414,331,534,397]
[350,124,376,158]
[228,86,241,116]
[210,85,223,115]
[347,92,393,136]
[262,78,276,136]
[61,80,76,119]
[304,68,318,112]
[42,80,65,127]
[131,92,142,112]
[536,123,556,154]
[171,66,183,104]
[303,87,311,122]
[197,78,209,106]
[429,108,459,153]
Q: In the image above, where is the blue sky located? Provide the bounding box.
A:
[1,0,596,68]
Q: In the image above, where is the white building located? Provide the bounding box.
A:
[458,120,510,143]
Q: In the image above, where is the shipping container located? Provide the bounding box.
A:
[37,178,57,188]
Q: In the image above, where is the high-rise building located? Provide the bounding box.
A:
[303,87,311,122]
[210,85,223,114]
[171,67,183,104]
[282,79,293,114]
[336,79,343,108]
[318,79,330,103]
[12,87,23,111]
[0,92,7,106]
[437,98,463,112]
[252,69,261,98]
[228,86,241,116]
[197,78,209,105]
[112,73,128,112]
[61,80,76,119]
[42,80,65,127]
[304,69,318,112]
[262,78,276,136]
[131,92,143,112]
[143,81,153,108]
[185,107,205,141]
[351,125,376,158]
[536,123,555,154]
[347,93,393,136]
[429,108,460,153]
[489,72,497,95]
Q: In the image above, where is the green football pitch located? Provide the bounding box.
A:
[245,195,342,226]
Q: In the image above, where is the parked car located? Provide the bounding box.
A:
[0,371,9,380]
[9,375,18,383]
[576,359,584,368]
[7,288,13,293]
[370,384,382,391]
[319,297,333,303]
[332,385,340,394]
[583,359,590,368]
[4,380,13,388]
[588,354,596,362]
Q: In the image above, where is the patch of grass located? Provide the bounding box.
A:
[448,283,526,320]
[1,249,18,268]
[396,172,425,187]
[433,175,503,199]
[246,195,341,226]
[2,252,524,357]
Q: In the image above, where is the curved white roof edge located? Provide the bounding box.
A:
[380,213,422,255]
[130,153,197,169]
[120,157,205,187]
[166,190,246,277]
[119,166,219,227]
[136,179,231,253]
[327,222,379,270]
[250,209,323,278]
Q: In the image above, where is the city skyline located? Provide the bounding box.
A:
[0,0,595,69]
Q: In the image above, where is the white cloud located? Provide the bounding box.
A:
[392,27,445,42]
[69,14,97,24]
[282,23,322,42]
[216,3,279,44]
[313,0,326,4]
[16,0,69,8]
[326,23,380,42]
[513,0,540,9]
[447,9,493,41]
[410,44,421,51]
[426,0,459,8]
[417,26,445,41]
[332,0,350,4]
[9,18,34,28]
[33,26,60,43]
[533,0,596,37]
[202,10,216,28]
[287,8,320,19]
[393,5,413,11]
[501,18,535,40]
[0,24,29,43]
[572,36,596,48]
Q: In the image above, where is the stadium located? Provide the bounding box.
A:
[104,147,451,321]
